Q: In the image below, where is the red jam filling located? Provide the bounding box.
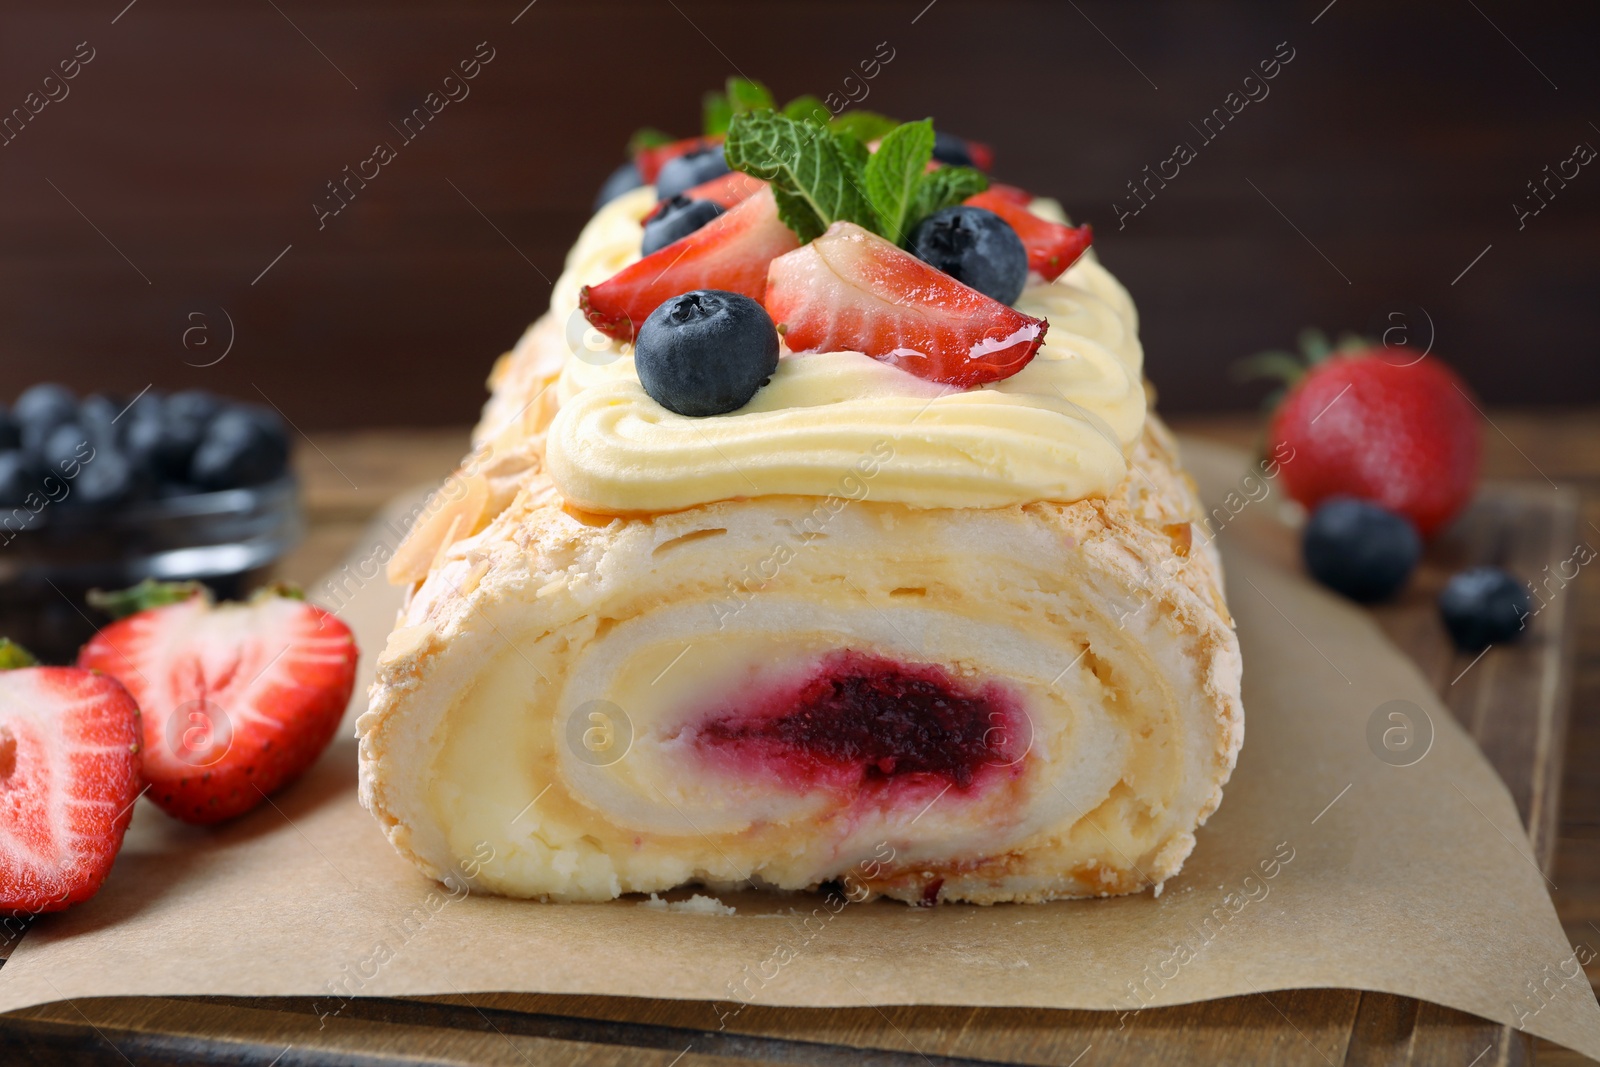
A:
[693,650,1026,792]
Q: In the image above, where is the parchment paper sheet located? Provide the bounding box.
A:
[3,439,1597,1058]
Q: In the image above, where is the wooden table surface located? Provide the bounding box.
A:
[7,409,1599,1064]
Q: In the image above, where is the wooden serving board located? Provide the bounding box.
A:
[0,479,1582,1067]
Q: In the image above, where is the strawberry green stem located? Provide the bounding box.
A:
[250,582,305,603]
[0,638,38,671]
[87,579,208,620]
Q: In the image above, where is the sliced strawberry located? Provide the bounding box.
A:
[683,169,766,210]
[982,182,1034,207]
[764,221,1048,388]
[78,590,357,826]
[634,135,722,184]
[965,190,1092,282]
[0,665,141,913]
[641,170,766,226]
[581,187,801,341]
[965,140,995,173]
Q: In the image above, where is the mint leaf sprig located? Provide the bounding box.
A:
[627,127,675,155]
[702,77,775,136]
[723,110,878,243]
[631,78,825,162]
[861,119,931,241]
[622,77,988,245]
[827,109,900,145]
[723,112,987,246]
[700,77,902,144]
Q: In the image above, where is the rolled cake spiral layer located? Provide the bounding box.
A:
[358,419,1242,904]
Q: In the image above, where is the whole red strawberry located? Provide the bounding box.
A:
[78,583,357,825]
[1261,337,1483,538]
[0,639,142,914]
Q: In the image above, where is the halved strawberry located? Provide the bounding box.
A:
[0,649,142,914]
[641,170,766,226]
[78,587,357,826]
[581,187,801,341]
[634,135,722,184]
[764,221,1048,388]
[965,190,1092,282]
[683,169,766,210]
[982,182,1034,207]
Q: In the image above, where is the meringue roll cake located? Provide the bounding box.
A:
[358,99,1243,905]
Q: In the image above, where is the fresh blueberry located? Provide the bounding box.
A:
[77,394,123,451]
[122,414,167,482]
[189,406,291,490]
[117,387,164,429]
[594,161,645,212]
[234,402,291,455]
[165,391,222,473]
[1438,567,1531,652]
[1302,497,1421,602]
[14,383,78,458]
[932,130,974,167]
[166,389,223,428]
[151,417,205,480]
[124,391,215,480]
[13,383,77,427]
[40,422,97,480]
[654,147,730,201]
[909,205,1029,305]
[0,451,41,508]
[635,290,779,417]
[0,406,18,451]
[64,446,134,508]
[641,195,725,256]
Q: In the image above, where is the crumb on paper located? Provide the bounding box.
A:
[638,893,736,915]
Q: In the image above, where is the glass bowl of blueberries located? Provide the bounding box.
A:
[0,384,302,661]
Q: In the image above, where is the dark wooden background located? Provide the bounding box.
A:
[2,0,1596,429]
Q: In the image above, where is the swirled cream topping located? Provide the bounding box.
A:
[530,186,1146,514]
